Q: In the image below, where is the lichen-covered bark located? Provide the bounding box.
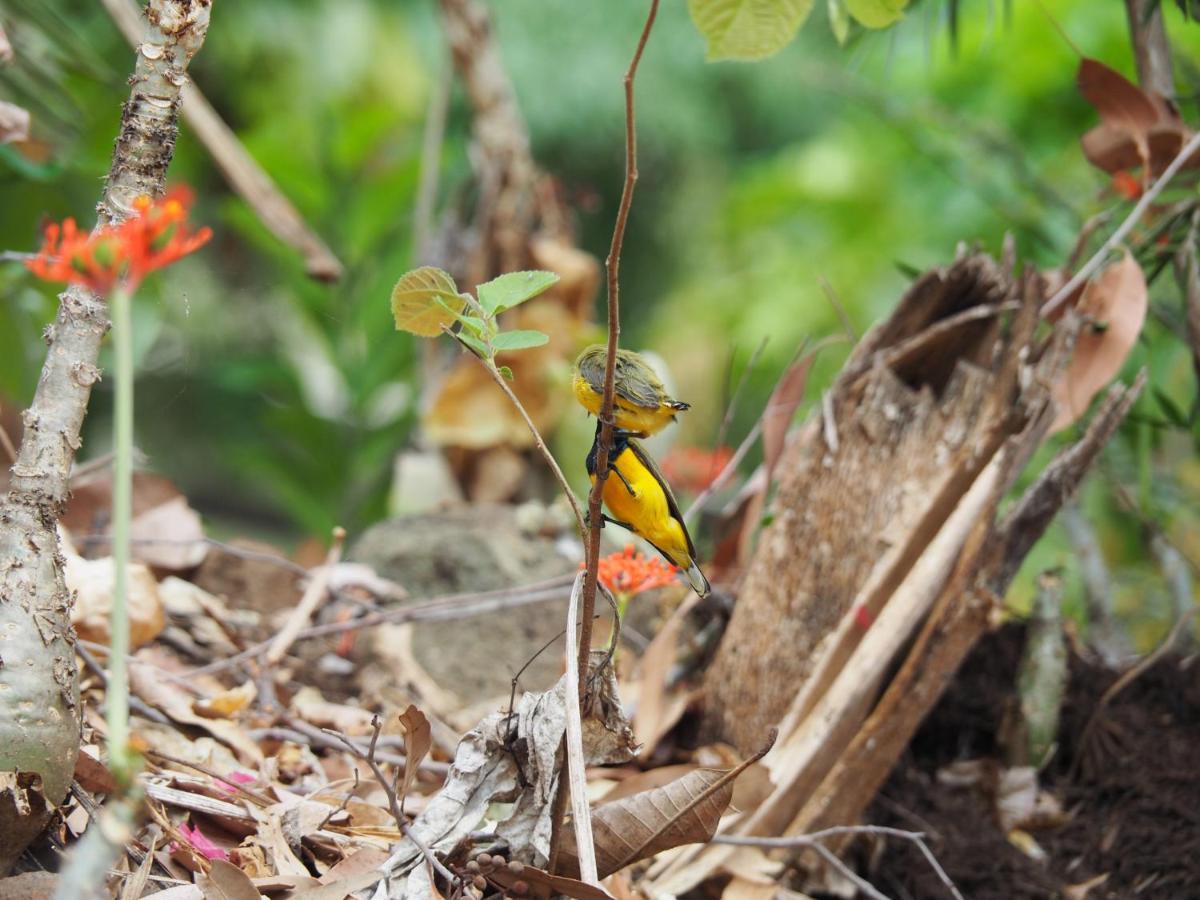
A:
[0,0,212,873]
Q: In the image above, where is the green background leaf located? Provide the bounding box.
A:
[476,270,560,315]
[845,0,910,29]
[491,329,550,352]
[688,0,815,61]
[391,267,465,337]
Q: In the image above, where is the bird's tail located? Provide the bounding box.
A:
[683,561,711,598]
[667,400,691,411]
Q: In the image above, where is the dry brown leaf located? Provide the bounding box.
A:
[398,705,432,808]
[63,471,207,571]
[129,664,264,764]
[762,353,817,482]
[66,554,165,648]
[561,743,770,880]
[599,764,698,804]
[197,859,260,900]
[489,864,615,900]
[1050,254,1147,432]
[1077,58,1199,177]
[194,682,256,719]
[0,100,29,145]
[74,746,117,795]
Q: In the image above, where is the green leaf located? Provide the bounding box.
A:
[688,0,815,62]
[845,0,910,28]
[391,267,465,337]
[491,330,550,352]
[455,331,491,358]
[458,314,487,336]
[498,365,515,381]
[828,0,850,44]
[476,270,560,316]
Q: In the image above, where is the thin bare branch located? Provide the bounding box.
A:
[1043,130,1200,317]
[327,717,458,888]
[476,355,586,535]
[561,572,599,884]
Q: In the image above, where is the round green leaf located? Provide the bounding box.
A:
[391,267,465,337]
[688,0,815,62]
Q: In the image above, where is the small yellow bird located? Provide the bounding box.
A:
[587,426,711,598]
[573,344,690,437]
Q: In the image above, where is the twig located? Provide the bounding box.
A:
[713,338,768,468]
[561,572,599,885]
[1043,129,1200,317]
[265,527,346,665]
[818,274,857,340]
[713,825,963,900]
[328,716,458,888]
[683,420,761,525]
[582,0,660,684]
[1072,605,1198,778]
[477,358,586,535]
[171,573,575,679]
[553,0,659,870]
[76,642,170,726]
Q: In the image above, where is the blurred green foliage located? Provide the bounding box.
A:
[1,0,1199,645]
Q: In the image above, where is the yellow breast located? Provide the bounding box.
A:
[572,372,675,436]
[596,448,693,570]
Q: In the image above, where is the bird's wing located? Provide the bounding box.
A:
[629,439,697,560]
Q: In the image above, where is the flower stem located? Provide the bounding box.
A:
[107,284,134,782]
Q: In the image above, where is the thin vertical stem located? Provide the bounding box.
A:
[107,284,134,780]
[577,0,660,702]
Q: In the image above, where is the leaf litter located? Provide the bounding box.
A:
[9,469,766,899]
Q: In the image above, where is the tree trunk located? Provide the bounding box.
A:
[0,0,213,873]
[703,251,1040,751]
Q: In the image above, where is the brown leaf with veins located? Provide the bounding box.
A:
[1050,254,1147,433]
[559,734,773,879]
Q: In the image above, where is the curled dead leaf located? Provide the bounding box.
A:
[1077,57,1200,176]
[398,704,432,808]
[1050,254,1147,433]
[66,554,165,648]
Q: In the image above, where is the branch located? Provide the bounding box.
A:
[99,0,344,280]
[1043,130,1200,317]
[0,0,213,872]
[553,0,659,871]
[476,356,586,535]
[1123,0,1175,99]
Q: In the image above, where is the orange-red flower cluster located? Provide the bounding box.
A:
[590,544,679,597]
[26,187,211,295]
[661,445,734,494]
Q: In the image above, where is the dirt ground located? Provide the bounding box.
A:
[862,624,1200,899]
